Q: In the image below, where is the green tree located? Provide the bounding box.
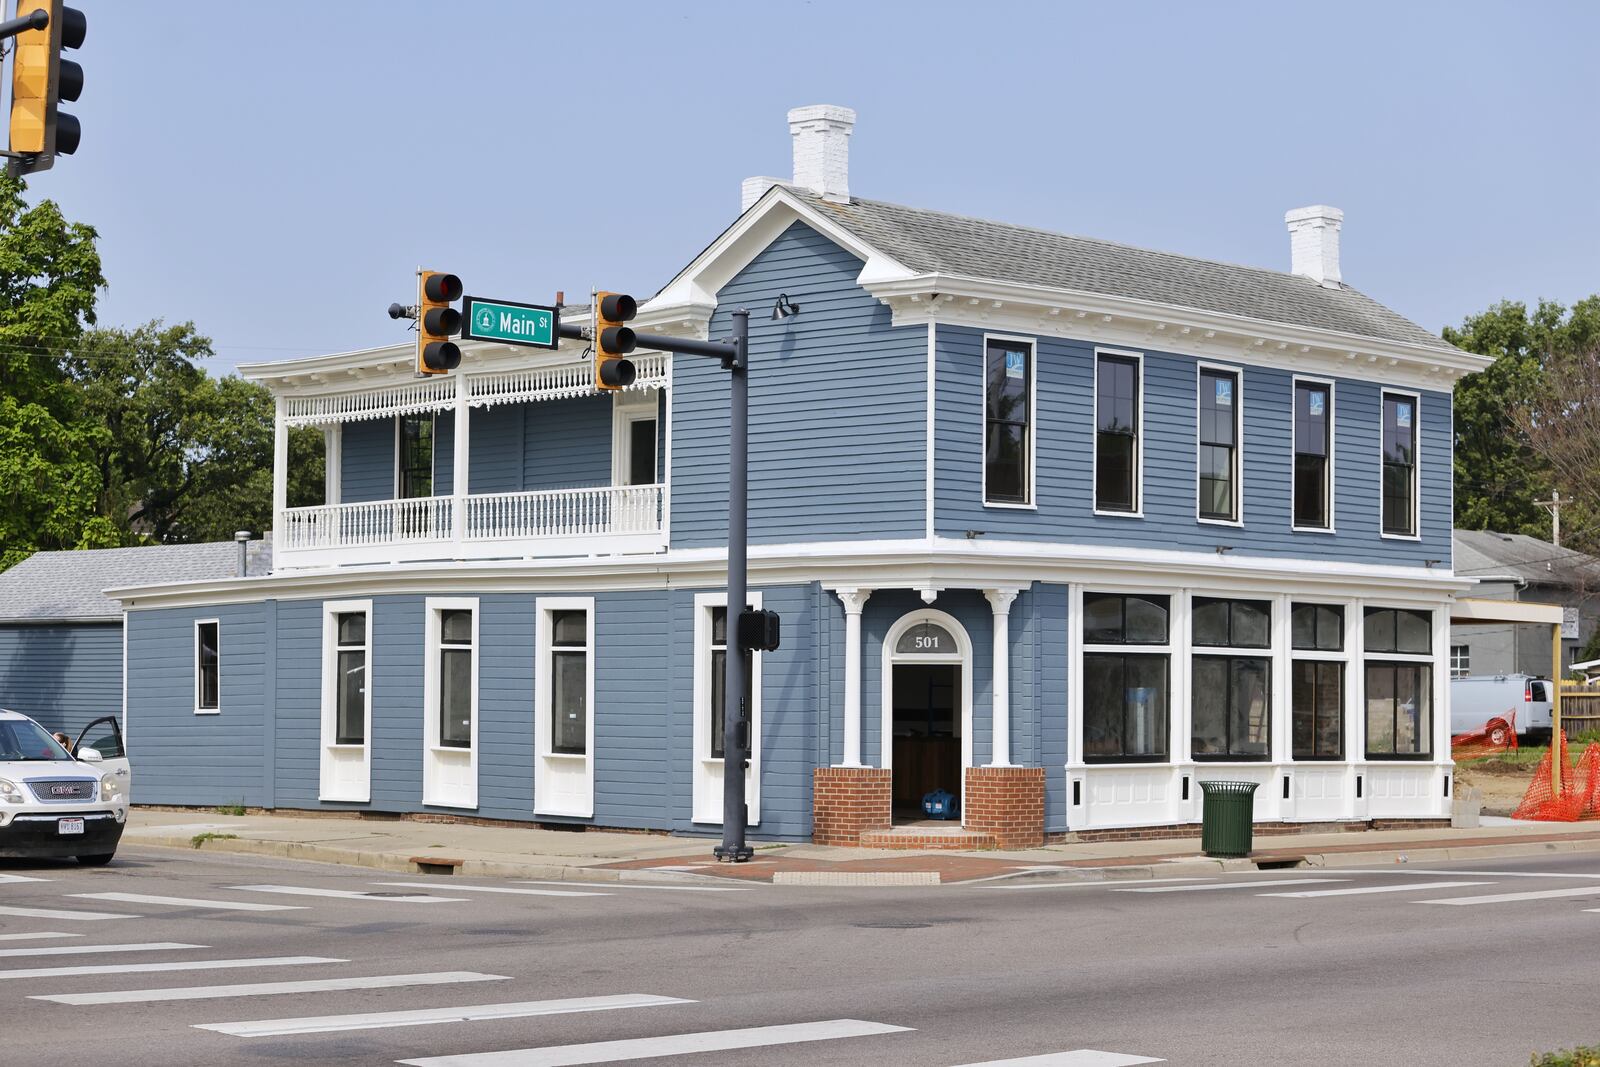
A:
[1444,297,1600,542]
[0,175,110,570]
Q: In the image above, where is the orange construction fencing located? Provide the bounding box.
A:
[1450,714,1518,762]
[1513,734,1600,821]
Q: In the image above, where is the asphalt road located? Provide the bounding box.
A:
[3,847,1599,1066]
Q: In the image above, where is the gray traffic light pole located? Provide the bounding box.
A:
[568,310,755,861]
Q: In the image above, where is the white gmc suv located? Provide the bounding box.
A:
[0,708,129,865]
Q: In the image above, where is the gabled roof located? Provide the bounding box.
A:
[0,540,273,623]
[787,188,1458,356]
[1453,529,1600,588]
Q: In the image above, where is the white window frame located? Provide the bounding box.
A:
[1378,388,1422,541]
[319,599,372,802]
[1285,598,1351,763]
[980,332,1038,510]
[394,411,438,500]
[1290,375,1336,533]
[193,618,221,716]
[1195,362,1244,527]
[422,596,478,809]
[1188,593,1274,762]
[1075,587,1178,764]
[1360,604,1437,760]
[1449,643,1470,679]
[611,390,660,487]
[1092,347,1145,518]
[692,591,763,825]
[535,595,596,818]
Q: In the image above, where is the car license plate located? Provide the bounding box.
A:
[58,818,85,835]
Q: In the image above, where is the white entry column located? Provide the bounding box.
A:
[984,589,1020,767]
[832,588,872,767]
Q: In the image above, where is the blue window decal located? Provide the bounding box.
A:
[1005,350,1025,380]
[1214,378,1233,407]
[1395,402,1412,428]
[1308,391,1324,417]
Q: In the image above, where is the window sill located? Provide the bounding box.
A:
[318,792,371,804]
[428,745,473,755]
[1079,757,1171,767]
[194,709,220,716]
[1190,754,1271,763]
[1093,508,1143,519]
[541,751,589,762]
[326,743,367,751]
[1362,753,1435,762]
[983,500,1037,511]
[1292,525,1337,535]
[1197,516,1243,528]
[1380,531,1422,542]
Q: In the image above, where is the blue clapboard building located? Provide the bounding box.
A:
[109,106,1489,844]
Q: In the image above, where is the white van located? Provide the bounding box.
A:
[1450,674,1554,741]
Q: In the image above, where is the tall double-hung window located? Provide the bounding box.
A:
[1364,607,1433,759]
[1095,354,1140,513]
[1294,381,1333,530]
[1197,368,1240,522]
[333,611,368,745]
[984,338,1032,505]
[1191,598,1271,760]
[437,609,474,749]
[195,620,220,714]
[398,413,435,500]
[708,606,753,761]
[1082,593,1169,762]
[1291,603,1344,760]
[1381,393,1417,536]
[549,610,590,756]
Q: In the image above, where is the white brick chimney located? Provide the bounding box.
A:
[788,104,855,203]
[1284,205,1344,287]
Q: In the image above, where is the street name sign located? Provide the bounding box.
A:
[462,297,559,349]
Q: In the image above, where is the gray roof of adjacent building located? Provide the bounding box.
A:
[1453,529,1600,588]
[0,539,273,623]
[787,188,1461,356]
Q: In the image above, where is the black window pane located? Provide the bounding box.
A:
[711,606,727,646]
[1291,604,1315,650]
[1295,385,1329,456]
[1123,596,1169,644]
[1097,358,1136,433]
[1191,657,1229,756]
[399,414,434,500]
[1365,663,1397,756]
[628,419,657,485]
[336,649,366,744]
[551,610,586,647]
[1317,606,1344,651]
[439,647,472,748]
[1232,658,1271,757]
[1315,662,1342,758]
[985,422,1027,503]
[1293,454,1328,528]
[1383,396,1415,465]
[1231,601,1271,648]
[1096,433,1136,510]
[1199,444,1234,520]
[1083,594,1124,644]
[1291,660,1315,757]
[1199,371,1236,447]
[551,649,586,754]
[1394,664,1431,755]
[337,612,366,646]
[1365,609,1397,653]
[986,343,1029,418]
[441,609,472,645]
[1193,599,1230,647]
[1125,655,1168,757]
[197,623,219,709]
[1396,609,1431,654]
[710,647,726,760]
[1382,463,1414,535]
[1083,654,1125,759]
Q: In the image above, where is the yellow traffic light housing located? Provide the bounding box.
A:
[593,292,638,391]
[8,1,85,176]
[417,270,462,375]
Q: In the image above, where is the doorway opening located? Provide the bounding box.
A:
[891,663,962,821]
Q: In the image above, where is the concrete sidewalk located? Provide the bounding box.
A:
[122,807,1600,885]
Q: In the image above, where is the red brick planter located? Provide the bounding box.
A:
[812,767,891,845]
[963,766,1046,849]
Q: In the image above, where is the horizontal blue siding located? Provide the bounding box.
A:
[525,394,613,491]
[935,325,1453,566]
[672,221,926,547]
[0,623,122,738]
[340,419,393,503]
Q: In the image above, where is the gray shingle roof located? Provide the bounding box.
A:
[788,189,1458,355]
[1453,530,1600,587]
[0,540,273,622]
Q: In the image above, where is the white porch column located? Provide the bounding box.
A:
[833,588,872,767]
[272,395,288,535]
[323,424,342,505]
[985,588,1020,767]
[452,373,470,552]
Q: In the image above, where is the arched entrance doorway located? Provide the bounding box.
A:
[881,610,973,824]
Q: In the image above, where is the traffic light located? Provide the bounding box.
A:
[417,270,462,375]
[8,2,85,177]
[593,292,638,391]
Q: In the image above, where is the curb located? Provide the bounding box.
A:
[126,833,738,887]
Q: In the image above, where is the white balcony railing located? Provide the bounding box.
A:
[278,484,665,565]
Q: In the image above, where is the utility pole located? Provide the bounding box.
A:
[1537,490,1563,547]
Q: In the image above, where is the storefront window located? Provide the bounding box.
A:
[1083,593,1170,763]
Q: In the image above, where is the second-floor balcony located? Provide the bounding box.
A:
[278,483,668,567]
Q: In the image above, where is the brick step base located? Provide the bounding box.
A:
[859,826,997,850]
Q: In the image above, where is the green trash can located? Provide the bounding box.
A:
[1198,780,1259,858]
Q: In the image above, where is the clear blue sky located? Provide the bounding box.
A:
[38,0,1600,372]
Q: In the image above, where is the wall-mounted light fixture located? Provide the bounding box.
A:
[771,293,800,320]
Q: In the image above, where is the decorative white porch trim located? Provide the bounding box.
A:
[467,353,668,409]
[283,377,457,428]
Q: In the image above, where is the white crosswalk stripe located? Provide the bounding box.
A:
[0,932,78,942]
[228,884,464,903]
[198,993,693,1038]
[1261,881,1492,898]
[1341,868,1600,880]
[518,880,754,893]
[953,1052,1164,1066]
[0,904,133,921]
[70,892,307,911]
[1117,878,1346,894]
[0,941,202,959]
[1417,885,1600,906]
[0,873,49,884]
[0,955,343,981]
[373,882,609,899]
[396,1019,913,1066]
[32,970,512,1006]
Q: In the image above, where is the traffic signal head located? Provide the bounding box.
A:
[8,2,86,176]
[593,291,637,391]
[417,270,462,375]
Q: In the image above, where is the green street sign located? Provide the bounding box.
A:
[462,296,559,349]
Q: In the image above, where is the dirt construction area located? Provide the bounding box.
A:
[1456,757,1537,816]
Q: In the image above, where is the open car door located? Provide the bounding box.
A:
[74,715,131,803]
